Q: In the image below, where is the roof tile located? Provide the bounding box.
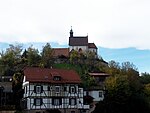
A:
[24,67,81,84]
[69,37,88,46]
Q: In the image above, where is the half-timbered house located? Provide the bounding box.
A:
[22,67,89,113]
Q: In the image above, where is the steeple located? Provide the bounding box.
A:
[70,26,73,37]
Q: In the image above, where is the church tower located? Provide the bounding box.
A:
[69,27,73,38]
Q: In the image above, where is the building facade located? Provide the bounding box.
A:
[22,67,89,113]
[84,73,110,103]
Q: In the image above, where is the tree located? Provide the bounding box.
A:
[81,72,96,88]
[0,44,23,76]
[40,43,53,68]
[93,61,150,113]
[140,72,150,84]
[69,50,79,64]
[26,45,41,66]
[12,72,24,110]
[85,51,97,71]
[105,60,120,75]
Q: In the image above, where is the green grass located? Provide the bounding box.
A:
[53,63,84,75]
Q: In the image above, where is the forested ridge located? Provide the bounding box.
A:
[0,43,150,113]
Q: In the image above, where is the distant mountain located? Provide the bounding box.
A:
[0,42,149,73]
[99,47,150,73]
[0,42,68,51]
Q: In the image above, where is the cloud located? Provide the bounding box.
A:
[0,0,150,49]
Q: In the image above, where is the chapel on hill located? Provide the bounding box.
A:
[52,28,98,58]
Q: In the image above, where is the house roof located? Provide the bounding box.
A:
[88,43,97,49]
[52,48,69,57]
[69,37,88,46]
[24,67,81,84]
[89,73,110,77]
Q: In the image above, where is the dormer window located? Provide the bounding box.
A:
[53,76,61,81]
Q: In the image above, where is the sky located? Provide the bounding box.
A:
[0,0,150,73]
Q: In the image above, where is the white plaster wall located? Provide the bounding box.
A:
[27,98,30,110]
[69,46,88,52]
[88,48,97,53]
[89,90,104,102]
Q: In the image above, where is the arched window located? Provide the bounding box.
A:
[79,48,82,52]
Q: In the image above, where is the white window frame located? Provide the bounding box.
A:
[55,86,60,93]
[70,98,76,105]
[36,86,41,93]
[54,98,60,106]
[78,88,82,93]
[35,98,42,106]
[71,86,75,93]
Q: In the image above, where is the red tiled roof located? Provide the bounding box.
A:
[24,67,81,84]
[69,37,88,46]
[88,43,97,49]
[52,48,69,57]
[89,73,110,77]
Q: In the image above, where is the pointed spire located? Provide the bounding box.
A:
[70,26,73,37]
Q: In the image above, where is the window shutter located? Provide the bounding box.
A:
[33,99,36,105]
[75,99,77,105]
[52,98,54,105]
[34,86,36,93]
[59,98,62,105]
[41,86,43,93]
[48,86,50,91]
[74,86,76,93]
[69,87,71,93]
[40,98,43,105]
[69,99,71,105]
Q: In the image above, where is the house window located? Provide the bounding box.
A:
[55,86,60,93]
[64,86,67,91]
[79,89,82,93]
[70,86,76,93]
[34,98,42,106]
[99,91,103,97]
[53,76,61,81]
[79,48,82,52]
[47,86,50,91]
[34,85,43,93]
[69,98,76,105]
[86,91,89,96]
[52,98,62,106]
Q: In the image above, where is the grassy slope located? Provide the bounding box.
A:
[53,63,84,75]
